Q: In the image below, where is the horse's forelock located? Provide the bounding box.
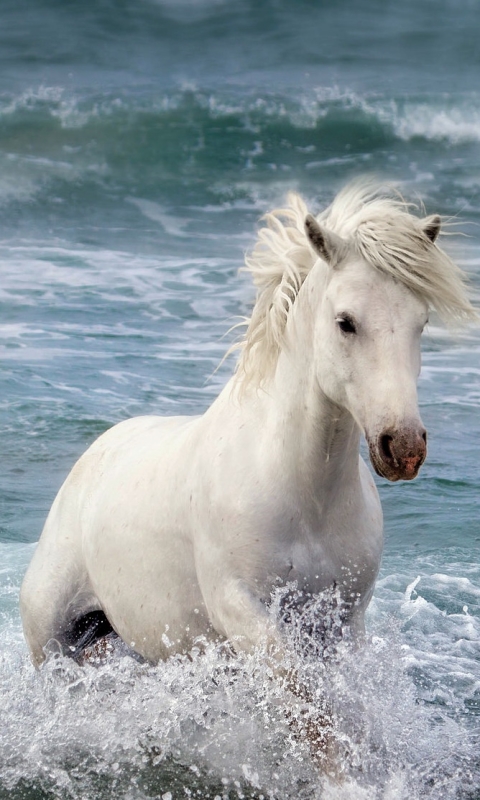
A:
[324,184,476,325]
[319,180,478,324]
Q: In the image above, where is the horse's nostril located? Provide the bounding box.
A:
[380,434,393,461]
[422,430,427,444]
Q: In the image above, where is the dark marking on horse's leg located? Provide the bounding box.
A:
[64,610,118,661]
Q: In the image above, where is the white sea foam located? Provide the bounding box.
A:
[126,198,191,236]
[391,102,480,144]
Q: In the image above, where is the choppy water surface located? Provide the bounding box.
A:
[0,1,480,797]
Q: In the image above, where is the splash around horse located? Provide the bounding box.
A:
[20,181,476,671]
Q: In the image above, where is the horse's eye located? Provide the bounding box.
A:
[337,316,357,334]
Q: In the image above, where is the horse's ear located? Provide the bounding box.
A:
[305,215,347,267]
[422,214,441,244]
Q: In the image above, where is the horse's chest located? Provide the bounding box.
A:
[257,512,381,607]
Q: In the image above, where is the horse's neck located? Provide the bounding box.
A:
[268,345,361,499]
[213,309,361,508]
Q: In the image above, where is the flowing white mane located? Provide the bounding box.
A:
[236,180,477,384]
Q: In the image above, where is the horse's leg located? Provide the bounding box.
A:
[21,567,114,665]
[204,578,339,770]
[20,520,103,665]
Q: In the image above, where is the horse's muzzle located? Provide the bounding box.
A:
[368,425,427,482]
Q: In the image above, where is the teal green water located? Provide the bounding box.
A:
[0,1,479,797]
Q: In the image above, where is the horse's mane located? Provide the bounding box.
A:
[235,179,477,384]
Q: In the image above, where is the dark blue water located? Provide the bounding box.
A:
[0,1,479,798]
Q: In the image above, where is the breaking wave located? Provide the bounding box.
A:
[1,86,480,212]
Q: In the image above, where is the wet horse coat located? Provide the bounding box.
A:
[20,181,476,666]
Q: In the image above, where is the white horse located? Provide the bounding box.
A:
[20,181,476,670]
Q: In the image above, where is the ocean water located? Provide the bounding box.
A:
[1,1,480,797]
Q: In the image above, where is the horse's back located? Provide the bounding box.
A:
[20,413,203,664]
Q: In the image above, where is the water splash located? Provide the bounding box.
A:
[1,575,479,800]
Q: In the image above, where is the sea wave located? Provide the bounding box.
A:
[3,85,480,141]
[0,85,479,215]
[0,85,479,219]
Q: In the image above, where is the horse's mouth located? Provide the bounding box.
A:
[368,448,406,481]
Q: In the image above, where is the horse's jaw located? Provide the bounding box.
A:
[366,423,427,482]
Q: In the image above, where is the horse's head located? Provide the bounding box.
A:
[304,213,440,482]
